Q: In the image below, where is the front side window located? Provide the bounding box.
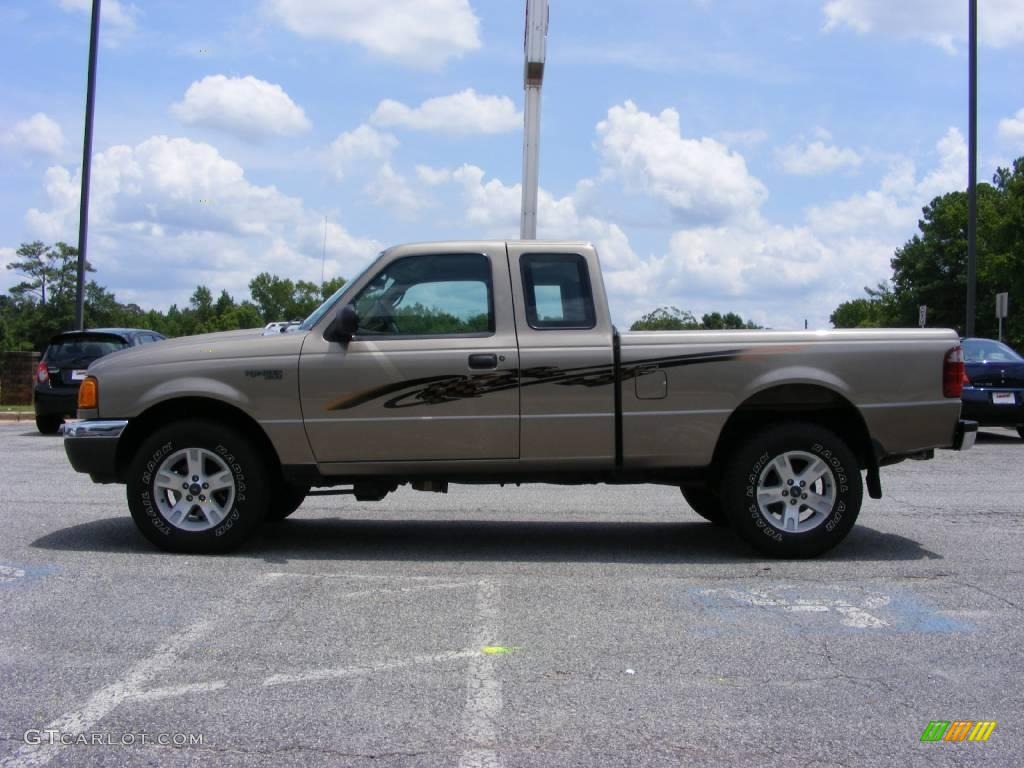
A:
[520,253,596,329]
[352,253,494,336]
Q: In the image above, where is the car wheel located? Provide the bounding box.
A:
[126,420,269,553]
[35,415,63,435]
[680,486,728,526]
[721,422,863,558]
[267,480,310,521]
[1017,426,1024,440]
[35,417,64,436]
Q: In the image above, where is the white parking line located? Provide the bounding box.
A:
[131,681,228,702]
[700,587,892,629]
[0,565,25,583]
[262,650,478,687]
[458,580,503,768]
[0,618,214,768]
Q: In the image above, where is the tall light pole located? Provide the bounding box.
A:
[520,0,548,240]
[75,0,102,330]
[966,0,978,337]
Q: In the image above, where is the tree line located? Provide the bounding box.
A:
[830,156,1024,349]
[1,241,345,351]
[629,306,761,331]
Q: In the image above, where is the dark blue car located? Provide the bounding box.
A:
[960,337,1024,440]
[33,328,165,434]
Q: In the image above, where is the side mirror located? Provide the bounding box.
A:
[325,305,359,344]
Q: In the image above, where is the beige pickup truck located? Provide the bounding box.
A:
[62,240,976,557]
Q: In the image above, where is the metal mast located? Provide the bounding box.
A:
[75,0,101,330]
[520,0,548,240]
[966,0,978,337]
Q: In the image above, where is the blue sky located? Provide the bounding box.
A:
[1,0,1023,329]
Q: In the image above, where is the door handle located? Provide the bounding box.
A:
[468,353,498,370]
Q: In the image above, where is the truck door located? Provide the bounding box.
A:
[299,245,520,463]
[506,243,616,467]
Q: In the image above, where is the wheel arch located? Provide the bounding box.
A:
[710,383,875,482]
[115,396,283,482]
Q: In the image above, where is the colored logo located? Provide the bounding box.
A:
[920,721,996,742]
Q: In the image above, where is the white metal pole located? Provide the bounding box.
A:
[520,85,541,240]
[520,0,547,240]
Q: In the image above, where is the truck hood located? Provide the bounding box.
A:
[89,327,309,372]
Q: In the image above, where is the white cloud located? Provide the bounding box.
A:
[326,125,398,180]
[23,135,379,307]
[59,0,137,40]
[777,139,862,175]
[823,0,1024,52]
[365,164,424,216]
[371,89,521,135]
[998,108,1024,148]
[171,75,311,141]
[1,113,65,157]
[445,165,641,272]
[716,129,769,149]
[806,128,965,238]
[596,101,767,224]
[415,165,451,186]
[0,246,17,296]
[266,0,480,68]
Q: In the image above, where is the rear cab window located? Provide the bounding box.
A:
[519,253,596,330]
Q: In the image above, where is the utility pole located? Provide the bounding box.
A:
[520,0,548,240]
[75,0,102,330]
[966,0,978,337]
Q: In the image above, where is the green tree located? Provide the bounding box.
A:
[249,273,296,322]
[831,156,1024,347]
[630,306,700,331]
[630,306,760,331]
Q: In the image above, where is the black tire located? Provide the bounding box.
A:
[267,480,310,521]
[1017,426,1024,440]
[721,422,863,558]
[35,415,63,435]
[126,420,270,553]
[680,486,728,526]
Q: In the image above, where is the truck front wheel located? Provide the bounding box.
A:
[267,480,310,521]
[126,420,270,553]
[721,423,862,558]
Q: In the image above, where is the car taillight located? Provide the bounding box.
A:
[961,370,971,386]
[943,345,965,398]
[36,361,49,384]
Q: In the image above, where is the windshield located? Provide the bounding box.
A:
[45,336,127,365]
[963,339,1024,363]
[298,258,378,331]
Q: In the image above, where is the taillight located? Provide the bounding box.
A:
[36,361,49,385]
[943,346,964,398]
[961,370,971,387]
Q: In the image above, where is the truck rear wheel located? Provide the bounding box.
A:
[126,420,270,553]
[721,422,862,558]
[680,486,728,526]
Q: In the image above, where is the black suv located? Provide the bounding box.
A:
[34,328,165,434]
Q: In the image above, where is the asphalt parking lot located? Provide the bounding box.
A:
[0,423,1022,767]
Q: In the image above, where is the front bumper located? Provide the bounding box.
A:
[953,419,978,451]
[61,419,128,483]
